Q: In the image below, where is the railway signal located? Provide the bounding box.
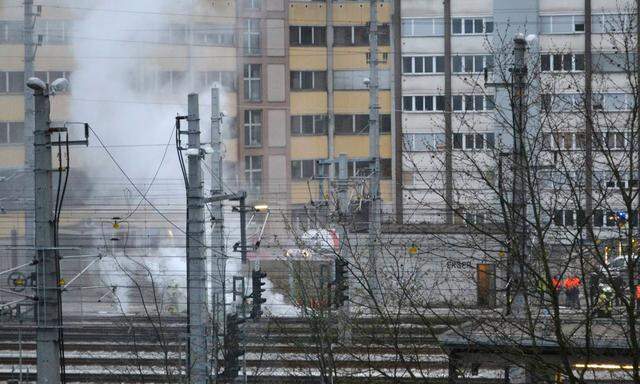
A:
[223,313,245,379]
[251,269,267,320]
[334,258,349,308]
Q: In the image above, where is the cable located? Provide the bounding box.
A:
[120,124,175,221]
[87,123,225,253]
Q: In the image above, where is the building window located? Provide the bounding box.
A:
[37,20,73,45]
[380,158,392,179]
[193,23,234,46]
[157,23,188,44]
[451,17,493,35]
[0,21,24,44]
[543,132,585,150]
[244,19,261,55]
[403,95,446,112]
[244,110,262,147]
[0,71,24,93]
[290,71,327,91]
[452,55,493,73]
[291,159,327,180]
[33,71,72,91]
[403,133,446,151]
[553,210,586,227]
[154,71,186,93]
[291,115,327,135]
[592,14,634,34]
[243,64,261,101]
[451,95,495,112]
[196,71,236,90]
[335,114,391,135]
[403,56,445,74]
[540,15,585,34]
[290,26,326,46]
[334,25,390,46]
[244,155,262,193]
[601,131,627,150]
[0,122,24,144]
[452,132,495,150]
[243,0,261,9]
[401,18,445,37]
[541,53,584,72]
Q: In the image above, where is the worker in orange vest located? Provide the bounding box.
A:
[565,276,581,309]
[552,274,562,305]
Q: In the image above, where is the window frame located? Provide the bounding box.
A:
[243,64,261,102]
[243,18,261,56]
[452,132,495,150]
[451,17,493,35]
[243,110,262,148]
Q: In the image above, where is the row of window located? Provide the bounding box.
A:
[543,131,632,151]
[540,14,636,34]
[0,20,235,46]
[128,70,236,93]
[553,209,639,227]
[291,71,327,91]
[289,25,390,47]
[405,52,630,75]
[401,17,493,37]
[542,93,634,112]
[243,112,392,147]
[402,14,634,38]
[0,71,71,93]
[402,95,495,112]
[290,114,392,136]
[0,122,23,144]
[403,132,495,151]
[291,159,392,180]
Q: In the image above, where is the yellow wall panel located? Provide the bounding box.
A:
[36,46,76,70]
[289,3,327,25]
[332,2,391,24]
[0,211,25,237]
[0,97,25,121]
[291,181,320,204]
[334,135,391,158]
[0,147,25,168]
[290,48,327,70]
[380,135,392,158]
[334,136,369,157]
[291,92,327,115]
[291,136,328,159]
[333,46,391,70]
[380,180,393,201]
[0,46,24,69]
[334,91,390,114]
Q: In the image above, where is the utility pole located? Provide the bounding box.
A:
[186,93,209,383]
[210,88,225,382]
[24,0,36,265]
[367,0,382,302]
[29,78,61,384]
[336,154,350,310]
[509,34,529,314]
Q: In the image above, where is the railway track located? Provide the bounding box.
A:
[0,314,504,383]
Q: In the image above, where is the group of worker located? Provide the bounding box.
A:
[550,275,582,309]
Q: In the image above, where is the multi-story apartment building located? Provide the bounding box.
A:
[401,0,638,231]
[235,0,399,258]
[0,1,401,302]
[399,0,640,305]
[0,1,239,273]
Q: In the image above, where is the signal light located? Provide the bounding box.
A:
[251,269,267,320]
